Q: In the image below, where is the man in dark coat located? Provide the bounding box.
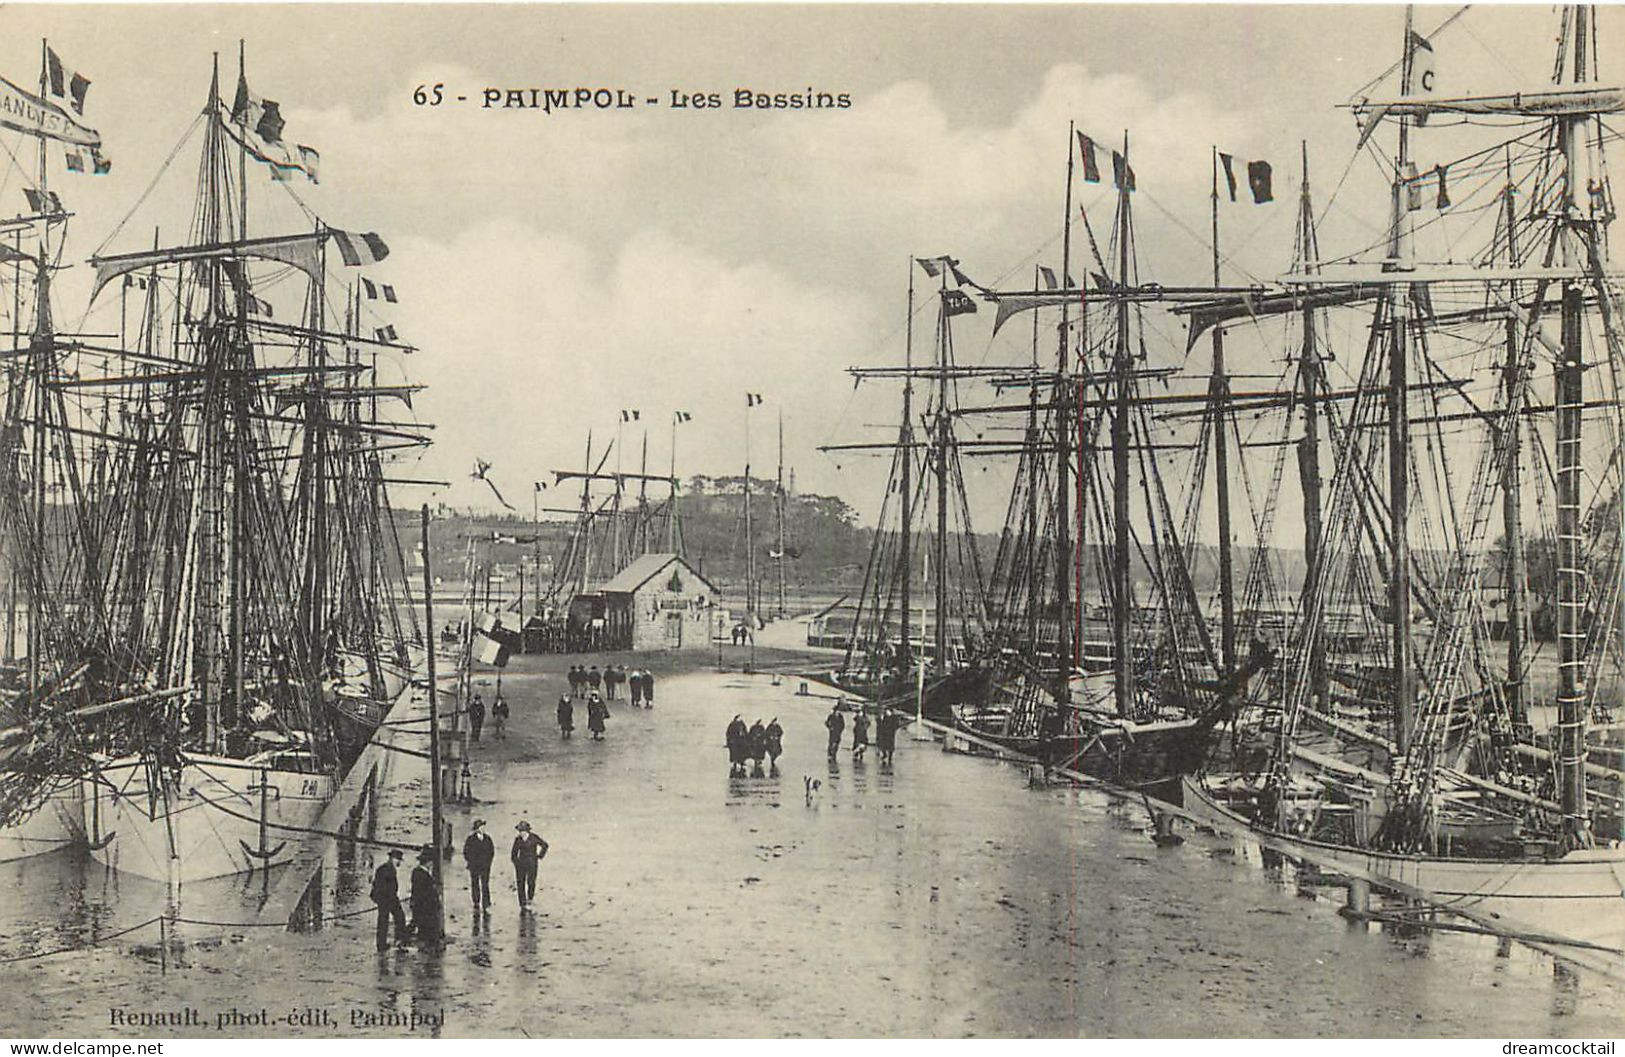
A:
[557,693,574,739]
[851,708,871,760]
[641,669,655,706]
[407,846,443,948]
[462,819,495,910]
[587,666,602,696]
[765,717,784,774]
[725,714,748,776]
[468,692,486,743]
[370,847,407,951]
[511,820,549,908]
[567,665,582,698]
[747,719,768,777]
[629,668,645,707]
[876,710,898,765]
[825,704,845,759]
[587,693,607,740]
[491,694,509,740]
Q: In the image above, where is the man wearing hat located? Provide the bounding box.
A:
[462,819,495,911]
[408,844,444,948]
[510,820,549,908]
[369,847,407,951]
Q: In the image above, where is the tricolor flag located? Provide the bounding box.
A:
[22,188,63,214]
[1217,152,1273,204]
[1111,150,1135,193]
[228,77,319,183]
[64,148,85,173]
[534,481,546,492]
[746,393,764,407]
[621,409,640,422]
[374,325,398,343]
[361,277,398,302]
[332,230,390,267]
[1075,131,1101,184]
[675,411,692,423]
[45,48,91,116]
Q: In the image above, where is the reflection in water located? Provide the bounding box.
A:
[517,908,537,957]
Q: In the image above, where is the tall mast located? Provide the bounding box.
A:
[1387,9,1417,752]
[1499,150,1528,732]
[900,266,913,672]
[1111,131,1133,719]
[1209,147,1237,675]
[1296,141,1330,711]
[934,273,949,674]
[776,409,786,620]
[1055,123,1075,710]
[1026,265,1042,656]
[1554,3,1592,847]
[27,39,49,693]
[744,400,754,623]
[638,430,650,555]
[576,432,593,595]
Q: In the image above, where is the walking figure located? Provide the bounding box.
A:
[747,719,767,778]
[876,710,898,766]
[469,692,486,743]
[641,669,656,707]
[765,717,783,775]
[511,820,549,908]
[825,704,845,759]
[587,666,602,697]
[726,714,748,776]
[587,692,607,741]
[557,693,574,739]
[369,847,407,951]
[852,709,870,761]
[630,668,645,707]
[567,665,582,699]
[462,819,494,911]
[407,845,444,949]
[491,694,509,740]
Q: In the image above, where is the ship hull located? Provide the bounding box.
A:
[84,755,334,883]
[0,780,84,862]
[1181,776,1625,953]
[955,712,1204,794]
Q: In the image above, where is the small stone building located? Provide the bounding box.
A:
[600,553,719,651]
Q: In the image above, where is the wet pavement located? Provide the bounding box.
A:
[3,652,1624,1037]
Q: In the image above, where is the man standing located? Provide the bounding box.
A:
[765,717,784,775]
[725,714,748,776]
[468,692,486,743]
[491,694,509,740]
[370,847,407,951]
[825,704,845,759]
[462,819,495,911]
[557,692,574,739]
[629,668,645,707]
[408,845,444,949]
[511,820,549,908]
[641,669,656,708]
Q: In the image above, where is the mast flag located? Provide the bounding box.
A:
[228,75,319,182]
[0,73,102,148]
[331,229,390,265]
[44,48,91,115]
[1075,130,1102,183]
[1111,149,1135,191]
[1217,152,1274,204]
[361,277,397,302]
[1409,30,1436,94]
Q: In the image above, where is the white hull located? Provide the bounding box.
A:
[84,755,334,883]
[0,781,84,862]
[1181,776,1625,954]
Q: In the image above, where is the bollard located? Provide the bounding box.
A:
[1340,877,1371,922]
[798,681,808,696]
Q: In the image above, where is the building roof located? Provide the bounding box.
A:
[599,553,716,596]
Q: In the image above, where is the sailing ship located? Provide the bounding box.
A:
[1179,4,1625,954]
[0,48,429,884]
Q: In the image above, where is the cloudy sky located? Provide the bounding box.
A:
[0,3,1574,529]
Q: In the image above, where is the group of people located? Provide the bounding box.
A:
[825,703,901,765]
[565,664,657,706]
[556,690,609,740]
[370,818,552,951]
[724,715,783,777]
[466,691,510,743]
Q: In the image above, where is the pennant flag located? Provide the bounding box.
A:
[675,411,692,423]
[122,274,148,290]
[0,74,102,150]
[534,481,546,492]
[90,147,110,174]
[1111,150,1135,192]
[245,293,273,317]
[227,77,318,183]
[374,325,398,342]
[942,288,977,317]
[45,49,91,115]
[1410,31,1436,94]
[332,230,390,267]
[64,148,84,173]
[1217,153,1238,202]
[1433,163,1450,209]
[22,188,63,214]
[746,392,764,406]
[1075,131,1101,184]
[1038,266,1057,290]
[621,409,641,422]
[470,458,515,510]
[1246,160,1274,204]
